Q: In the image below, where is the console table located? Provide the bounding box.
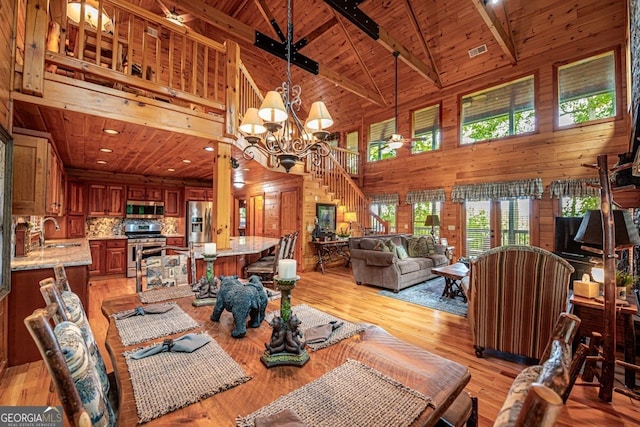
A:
[102,294,471,426]
[311,239,351,274]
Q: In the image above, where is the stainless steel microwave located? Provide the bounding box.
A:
[125,200,165,218]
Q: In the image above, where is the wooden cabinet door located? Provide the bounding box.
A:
[106,185,125,216]
[105,240,126,274]
[164,188,182,217]
[127,186,146,200]
[67,181,86,215]
[185,187,207,201]
[89,240,105,276]
[12,134,47,215]
[165,236,184,255]
[67,215,86,238]
[87,184,107,216]
[146,187,163,201]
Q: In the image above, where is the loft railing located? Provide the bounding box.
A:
[330,146,359,176]
[16,0,229,115]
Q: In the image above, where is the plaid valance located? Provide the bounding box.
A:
[368,193,400,205]
[451,178,543,203]
[550,178,600,198]
[405,189,446,204]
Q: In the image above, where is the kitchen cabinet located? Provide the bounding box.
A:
[67,181,86,215]
[90,239,127,275]
[128,185,163,201]
[166,236,184,255]
[185,186,213,201]
[12,134,65,215]
[89,240,104,276]
[164,188,182,217]
[87,183,126,216]
[67,216,86,238]
[105,240,127,274]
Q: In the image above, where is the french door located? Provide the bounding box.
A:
[464,198,531,258]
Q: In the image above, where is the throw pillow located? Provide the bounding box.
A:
[425,236,436,255]
[385,239,398,255]
[408,237,429,257]
[373,240,389,252]
[359,238,378,251]
[396,244,409,260]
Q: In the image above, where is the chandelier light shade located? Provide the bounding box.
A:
[67,0,113,32]
[574,210,640,249]
[241,0,333,173]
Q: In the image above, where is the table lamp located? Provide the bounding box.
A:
[344,211,357,232]
[424,215,440,238]
[574,210,640,250]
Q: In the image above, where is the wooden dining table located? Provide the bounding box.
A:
[102,292,471,426]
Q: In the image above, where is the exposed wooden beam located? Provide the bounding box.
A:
[322,0,441,88]
[168,0,385,107]
[471,0,517,64]
[401,0,441,88]
[298,16,338,47]
[253,0,286,42]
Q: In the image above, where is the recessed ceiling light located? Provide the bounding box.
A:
[103,129,120,135]
[182,159,192,163]
[99,148,113,153]
[204,146,215,152]
[96,160,107,164]
[167,168,176,172]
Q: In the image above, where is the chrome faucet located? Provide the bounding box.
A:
[40,217,60,247]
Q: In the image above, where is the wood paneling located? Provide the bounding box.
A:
[0,0,14,130]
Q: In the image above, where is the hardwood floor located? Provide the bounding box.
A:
[1,267,638,426]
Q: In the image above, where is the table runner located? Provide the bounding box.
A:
[138,285,195,304]
[265,304,365,351]
[236,359,431,427]
[124,332,251,423]
[113,302,200,346]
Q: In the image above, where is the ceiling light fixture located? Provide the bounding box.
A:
[239,0,333,173]
[204,146,215,152]
[167,168,175,172]
[96,160,107,164]
[103,128,119,135]
[67,0,113,32]
[182,159,191,163]
[233,181,245,189]
[99,148,113,153]
[388,51,404,150]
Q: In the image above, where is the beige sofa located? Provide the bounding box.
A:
[349,234,448,293]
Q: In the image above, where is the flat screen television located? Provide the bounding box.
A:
[554,216,593,258]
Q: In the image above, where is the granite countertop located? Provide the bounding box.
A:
[193,236,280,258]
[11,238,92,271]
[87,235,128,240]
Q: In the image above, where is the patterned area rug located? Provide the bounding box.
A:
[379,278,468,317]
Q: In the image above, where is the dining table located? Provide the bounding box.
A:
[102,290,471,426]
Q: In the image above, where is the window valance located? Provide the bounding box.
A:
[368,193,399,205]
[550,178,600,198]
[451,178,543,203]
[405,189,446,204]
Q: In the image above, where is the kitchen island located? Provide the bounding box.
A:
[9,238,91,366]
[192,236,280,278]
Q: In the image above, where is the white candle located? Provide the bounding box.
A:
[204,243,216,255]
[279,259,297,279]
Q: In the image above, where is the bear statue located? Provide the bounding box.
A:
[210,275,268,338]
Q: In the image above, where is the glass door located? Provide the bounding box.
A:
[464,200,492,258]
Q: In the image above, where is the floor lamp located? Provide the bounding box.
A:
[424,215,440,239]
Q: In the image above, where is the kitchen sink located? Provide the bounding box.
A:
[44,242,82,249]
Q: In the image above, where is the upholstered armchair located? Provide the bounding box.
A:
[464,245,574,361]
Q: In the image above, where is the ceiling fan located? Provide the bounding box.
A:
[157,0,194,25]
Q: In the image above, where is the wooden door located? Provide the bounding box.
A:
[250,195,264,236]
[281,190,299,256]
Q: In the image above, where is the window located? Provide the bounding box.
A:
[556,51,616,127]
[460,75,535,145]
[368,118,397,162]
[346,130,359,174]
[465,201,492,258]
[371,203,396,233]
[412,104,440,153]
[560,196,600,217]
[499,199,530,246]
[413,202,441,237]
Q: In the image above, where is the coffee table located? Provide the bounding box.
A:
[431,262,470,302]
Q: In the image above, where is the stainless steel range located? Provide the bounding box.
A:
[125,222,167,277]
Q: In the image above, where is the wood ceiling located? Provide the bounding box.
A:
[13,0,523,183]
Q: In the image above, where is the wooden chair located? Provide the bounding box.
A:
[285,231,299,259]
[244,234,289,285]
[135,242,196,292]
[25,302,116,427]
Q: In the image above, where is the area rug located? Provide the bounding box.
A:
[124,332,251,423]
[379,278,467,317]
[236,359,431,427]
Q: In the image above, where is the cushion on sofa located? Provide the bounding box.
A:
[425,236,436,254]
[359,238,379,251]
[427,254,448,265]
[414,257,435,270]
[407,237,429,257]
[373,240,391,252]
[396,244,409,259]
[363,252,395,267]
[397,259,422,275]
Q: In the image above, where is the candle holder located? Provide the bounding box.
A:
[261,275,309,368]
[192,253,218,307]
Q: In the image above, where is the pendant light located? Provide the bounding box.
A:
[388,51,404,150]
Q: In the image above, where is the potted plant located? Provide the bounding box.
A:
[336,226,351,239]
[615,270,634,299]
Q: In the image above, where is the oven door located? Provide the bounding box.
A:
[126,241,166,277]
